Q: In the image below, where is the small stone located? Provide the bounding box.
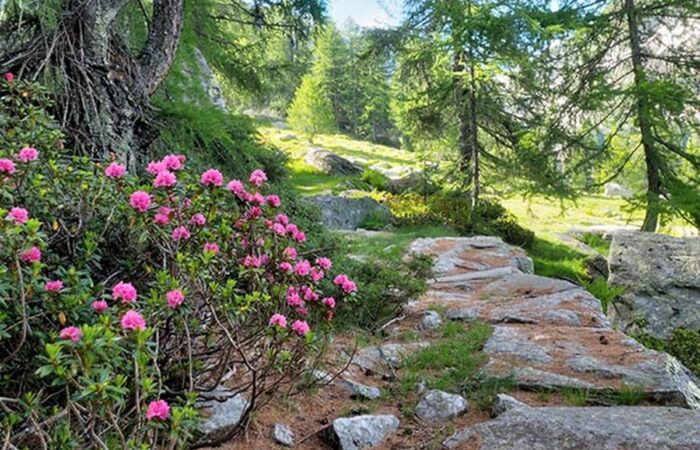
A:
[271,423,294,447]
[323,414,400,450]
[341,379,381,400]
[419,311,442,330]
[415,389,469,422]
[492,394,529,417]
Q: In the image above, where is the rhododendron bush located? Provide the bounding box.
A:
[0,76,356,448]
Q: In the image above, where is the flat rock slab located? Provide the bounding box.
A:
[444,406,700,449]
[324,415,399,450]
[608,231,700,339]
[305,147,363,175]
[408,237,534,278]
[341,378,382,400]
[303,195,392,230]
[481,325,700,407]
[353,342,429,373]
[415,389,469,422]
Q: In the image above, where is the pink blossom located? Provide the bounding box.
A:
[91,300,108,313]
[129,191,151,213]
[293,230,306,243]
[283,247,297,260]
[104,162,126,178]
[271,223,286,236]
[4,72,14,83]
[279,262,293,274]
[323,297,336,309]
[246,207,263,220]
[7,207,28,224]
[310,268,324,283]
[296,306,309,316]
[286,223,299,235]
[112,281,137,304]
[166,289,185,309]
[182,197,192,208]
[342,280,357,294]
[153,207,171,226]
[146,400,170,421]
[276,214,289,226]
[301,286,319,302]
[0,158,16,175]
[172,226,191,242]
[147,160,167,175]
[291,320,310,336]
[249,169,268,187]
[17,147,38,162]
[59,326,83,342]
[266,195,281,208]
[154,170,177,188]
[286,287,302,307]
[21,246,41,263]
[121,310,146,331]
[294,260,311,277]
[242,254,263,268]
[316,257,332,271]
[268,313,288,328]
[201,168,224,187]
[250,192,265,206]
[162,154,184,171]
[226,179,246,197]
[189,213,206,226]
[333,274,349,286]
[204,242,220,254]
[44,280,64,292]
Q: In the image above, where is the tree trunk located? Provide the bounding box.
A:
[624,0,661,232]
[468,57,479,212]
[454,51,473,180]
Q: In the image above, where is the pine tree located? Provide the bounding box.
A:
[287,74,336,140]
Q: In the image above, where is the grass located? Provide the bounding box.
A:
[341,224,458,261]
[579,232,611,255]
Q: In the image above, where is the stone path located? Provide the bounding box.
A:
[214,236,700,450]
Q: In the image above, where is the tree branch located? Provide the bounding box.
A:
[138,0,185,95]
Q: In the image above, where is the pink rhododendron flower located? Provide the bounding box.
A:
[0,158,16,175]
[166,289,185,309]
[279,262,293,273]
[242,254,263,268]
[189,213,206,226]
[250,192,265,206]
[294,260,311,277]
[323,297,336,309]
[266,195,281,208]
[333,274,358,294]
[182,197,192,208]
[7,207,28,224]
[310,268,324,283]
[226,179,246,197]
[293,230,306,243]
[276,213,289,225]
[172,226,191,241]
[129,191,151,213]
[21,246,41,263]
[286,223,299,235]
[104,162,126,178]
[296,306,309,316]
[271,223,286,236]
[301,286,319,302]
[283,247,297,260]
[121,310,146,331]
[201,168,224,187]
[4,72,14,82]
[162,154,184,171]
[147,160,167,175]
[17,147,38,162]
[204,242,220,254]
[112,281,137,304]
[246,206,263,220]
[59,326,83,342]
[291,320,310,336]
[249,169,267,187]
[316,257,332,271]
[286,287,302,307]
[45,280,64,292]
[154,206,171,226]
[91,300,108,313]
[154,170,177,188]
[268,313,287,328]
[146,400,170,421]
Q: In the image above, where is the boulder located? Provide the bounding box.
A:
[444,406,700,449]
[323,415,399,450]
[196,388,249,445]
[585,254,609,281]
[340,379,382,400]
[271,423,294,447]
[387,171,424,194]
[303,195,392,230]
[305,147,362,175]
[604,182,633,198]
[415,390,469,422]
[353,342,429,373]
[608,232,700,339]
[418,311,442,330]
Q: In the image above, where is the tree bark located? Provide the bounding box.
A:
[624,0,661,232]
[139,0,186,96]
[454,51,473,179]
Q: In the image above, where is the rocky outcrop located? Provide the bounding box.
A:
[193,48,228,112]
[444,405,700,449]
[196,388,249,445]
[415,390,469,422]
[323,415,399,450]
[303,194,392,230]
[305,147,363,175]
[608,232,700,339]
[340,379,381,400]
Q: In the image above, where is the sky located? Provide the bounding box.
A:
[328,0,402,28]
